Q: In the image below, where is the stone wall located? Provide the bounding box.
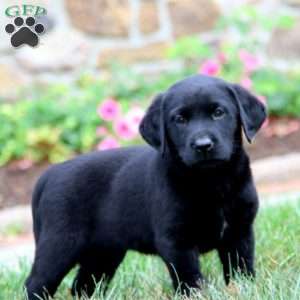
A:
[66,0,132,37]
[65,0,220,39]
[0,0,300,100]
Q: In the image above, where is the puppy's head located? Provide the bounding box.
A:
[140,75,267,168]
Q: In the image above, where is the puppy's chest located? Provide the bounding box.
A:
[180,179,231,204]
[176,189,230,249]
[181,206,227,252]
[187,203,226,228]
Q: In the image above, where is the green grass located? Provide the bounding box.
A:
[1,199,300,300]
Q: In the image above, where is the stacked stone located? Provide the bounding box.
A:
[1,0,300,99]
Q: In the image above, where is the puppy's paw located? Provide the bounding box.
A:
[196,276,208,289]
[179,277,208,297]
[226,281,240,297]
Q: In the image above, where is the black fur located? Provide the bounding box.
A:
[25,75,267,299]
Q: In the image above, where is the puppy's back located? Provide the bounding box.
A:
[31,146,150,241]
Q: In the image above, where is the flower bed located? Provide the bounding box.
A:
[1,58,300,170]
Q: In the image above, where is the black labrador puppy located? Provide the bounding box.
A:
[25,75,266,299]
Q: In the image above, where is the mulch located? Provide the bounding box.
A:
[246,117,300,160]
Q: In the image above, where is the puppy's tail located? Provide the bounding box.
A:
[31,171,48,244]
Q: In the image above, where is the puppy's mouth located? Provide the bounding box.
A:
[193,159,226,168]
[197,159,226,168]
[180,153,229,168]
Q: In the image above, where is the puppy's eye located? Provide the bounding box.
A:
[173,114,187,124]
[212,107,225,120]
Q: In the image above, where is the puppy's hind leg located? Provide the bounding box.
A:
[25,234,84,300]
[71,249,126,298]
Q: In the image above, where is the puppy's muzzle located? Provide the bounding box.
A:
[190,136,214,153]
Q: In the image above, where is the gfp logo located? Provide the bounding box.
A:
[4,5,47,48]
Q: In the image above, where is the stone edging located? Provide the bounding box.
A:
[252,152,300,185]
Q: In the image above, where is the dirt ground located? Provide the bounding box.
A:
[246,117,300,160]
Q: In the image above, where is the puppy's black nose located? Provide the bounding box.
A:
[191,137,214,153]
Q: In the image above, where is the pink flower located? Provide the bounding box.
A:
[240,77,252,90]
[96,126,108,137]
[125,107,145,133]
[16,159,34,170]
[97,98,120,121]
[114,118,136,140]
[97,136,120,150]
[239,50,260,73]
[217,52,227,64]
[199,59,220,76]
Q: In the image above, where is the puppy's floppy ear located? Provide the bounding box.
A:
[230,84,267,143]
[139,93,167,154]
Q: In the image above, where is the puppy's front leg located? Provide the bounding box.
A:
[218,225,255,285]
[218,181,258,284]
[158,242,203,294]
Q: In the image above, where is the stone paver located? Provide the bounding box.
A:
[0,242,33,268]
[0,152,300,266]
[252,152,300,185]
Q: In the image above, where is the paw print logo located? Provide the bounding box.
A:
[5,16,45,48]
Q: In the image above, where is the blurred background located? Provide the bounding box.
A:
[0,0,300,275]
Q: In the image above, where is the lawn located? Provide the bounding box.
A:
[1,199,299,300]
